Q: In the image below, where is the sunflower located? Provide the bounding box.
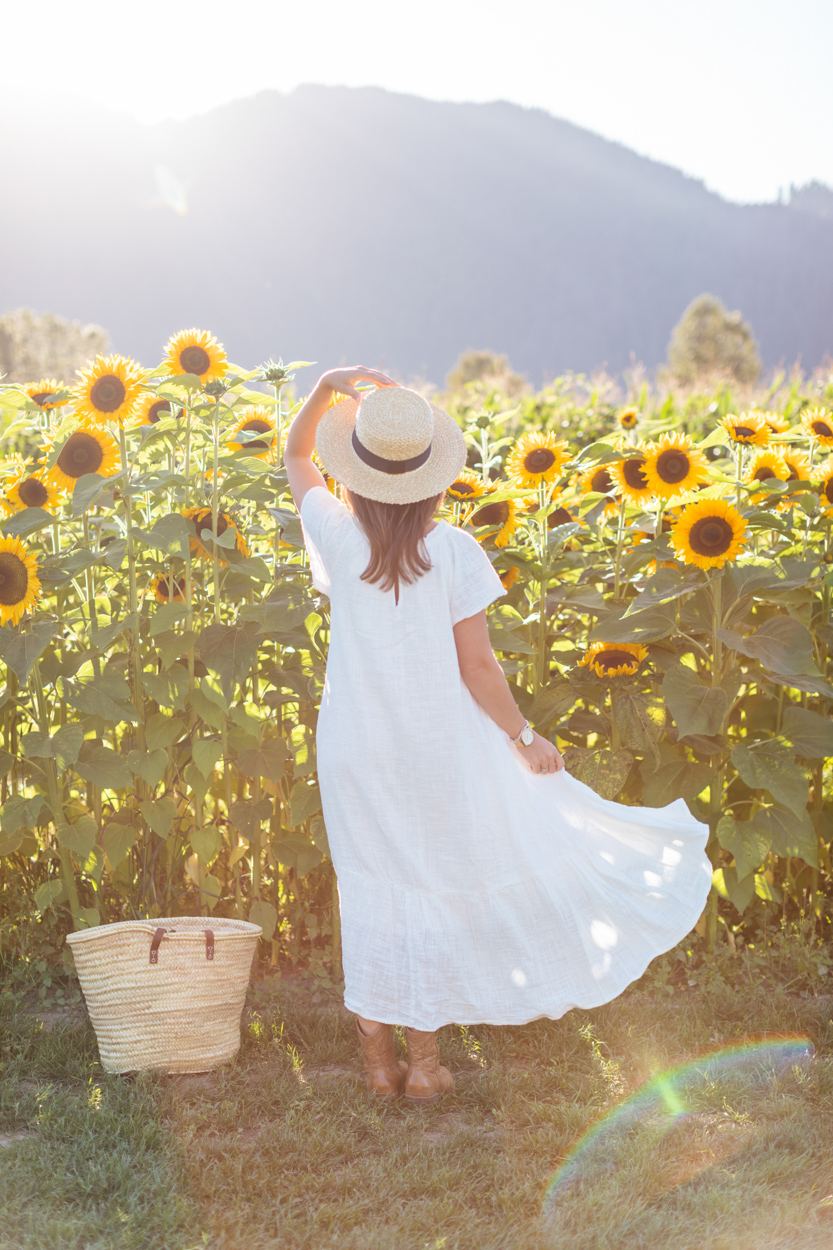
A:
[162,329,227,382]
[72,355,146,427]
[228,406,278,456]
[135,393,185,424]
[578,642,647,679]
[505,432,569,487]
[151,573,186,604]
[815,457,833,510]
[720,412,769,447]
[182,507,248,562]
[779,448,812,482]
[671,499,747,570]
[756,410,790,435]
[610,450,653,504]
[617,407,638,429]
[446,469,486,504]
[470,495,518,548]
[499,566,520,590]
[801,408,833,448]
[44,424,119,491]
[744,449,790,488]
[25,378,70,411]
[642,434,709,499]
[0,535,41,627]
[5,472,63,514]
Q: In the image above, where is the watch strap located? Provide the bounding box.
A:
[509,720,531,744]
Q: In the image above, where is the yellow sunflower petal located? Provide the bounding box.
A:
[610,448,653,503]
[228,405,277,456]
[671,499,747,570]
[182,507,248,564]
[134,393,185,425]
[470,495,518,547]
[446,468,486,503]
[801,407,833,448]
[44,423,120,492]
[0,534,41,626]
[780,448,812,482]
[643,434,710,499]
[720,412,769,446]
[5,472,63,514]
[617,407,639,429]
[162,329,227,382]
[72,355,146,428]
[506,432,569,488]
[25,378,70,410]
[578,641,647,679]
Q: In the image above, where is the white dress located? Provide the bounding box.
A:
[301,487,712,1030]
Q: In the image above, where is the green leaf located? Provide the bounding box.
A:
[20,722,84,770]
[236,739,289,785]
[131,513,192,557]
[289,780,322,827]
[563,747,633,800]
[662,664,728,738]
[0,833,23,857]
[717,617,818,677]
[754,873,782,903]
[641,759,710,808]
[309,814,330,858]
[0,750,13,777]
[0,620,58,684]
[92,613,139,652]
[231,557,272,582]
[622,569,702,615]
[184,763,209,812]
[188,687,226,731]
[613,692,665,764]
[239,587,317,635]
[248,900,277,941]
[71,472,111,518]
[717,814,771,879]
[712,866,755,913]
[781,705,833,759]
[201,873,222,910]
[141,666,189,711]
[190,824,222,865]
[588,606,676,645]
[101,539,127,571]
[489,625,536,655]
[526,682,577,729]
[198,622,260,700]
[750,805,818,868]
[102,822,137,870]
[271,832,323,876]
[74,742,132,790]
[731,738,809,810]
[35,880,63,914]
[140,797,176,837]
[56,815,97,860]
[193,738,223,779]
[149,602,191,637]
[0,507,55,539]
[76,908,101,930]
[0,795,31,835]
[63,673,137,724]
[145,713,187,752]
[155,628,197,670]
[127,748,168,789]
[229,799,271,840]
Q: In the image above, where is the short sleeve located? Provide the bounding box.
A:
[300,487,354,595]
[449,529,506,625]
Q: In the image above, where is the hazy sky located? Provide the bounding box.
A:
[8,0,832,204]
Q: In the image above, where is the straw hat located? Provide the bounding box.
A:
[315,386,467,505]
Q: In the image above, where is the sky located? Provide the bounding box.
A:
[8,0,832,204]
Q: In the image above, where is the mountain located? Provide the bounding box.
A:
[1,85,831,384]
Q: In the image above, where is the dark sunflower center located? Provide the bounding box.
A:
[472,501,509,527]
[785,462,800,481]
[732,425,756,439]
[196,512,230,541]
[31,391,53,407]
[157,575,185,598]
[450,481,476,497]
[180,345,211,375]
[753,466,777,483]
[241,419,272,449]
[147,400,171,423]
[548,506,573,529]
[57,432,104,478]
[524,448,556,474]
[622,458,649,490]
[89,374,126,413]
[656,450,690,483]
[590,468,613,493]
[18,478,48,507]
[0,552,29,606]
[811,420,833,438]
[595,649,637,673]
[622,414,636,425]
[823,479,833,504]
[688,515,733,556]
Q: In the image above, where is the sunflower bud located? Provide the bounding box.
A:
[474,415,491,430]
[259,359,292,387]
[203,379,229,399]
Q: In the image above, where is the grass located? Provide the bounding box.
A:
[2,973,833,1250]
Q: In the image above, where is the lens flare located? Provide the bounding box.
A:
[543,1035,813,1209]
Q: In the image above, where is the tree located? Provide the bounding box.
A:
[666,294,761,386]
[0,308,108,383]
[446,349,526,397]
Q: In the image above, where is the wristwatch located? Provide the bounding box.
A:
[510,720,534,747]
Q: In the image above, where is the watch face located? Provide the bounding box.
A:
[521,727,534,746]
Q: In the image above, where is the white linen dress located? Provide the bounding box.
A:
[300,487,712,1030]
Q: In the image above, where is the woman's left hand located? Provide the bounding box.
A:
[317,366,397,402]
[520,732,564,775]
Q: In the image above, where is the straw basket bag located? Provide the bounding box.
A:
[66,916,262,1074]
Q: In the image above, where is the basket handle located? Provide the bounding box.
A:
[149,927,215,964]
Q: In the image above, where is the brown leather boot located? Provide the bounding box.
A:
[404,1028,455,1104]
[356,1020,407,1097]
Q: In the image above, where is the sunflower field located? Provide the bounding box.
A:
[0,336,832,983]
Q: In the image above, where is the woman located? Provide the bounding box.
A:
[284,367,711,1105]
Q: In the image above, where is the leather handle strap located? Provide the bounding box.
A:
[205,929,214,960]
[149,927,166,964]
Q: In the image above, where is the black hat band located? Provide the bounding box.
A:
[351,428,432,475]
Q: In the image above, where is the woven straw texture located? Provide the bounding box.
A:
[66,917,261,1074]
[316,387,467,504]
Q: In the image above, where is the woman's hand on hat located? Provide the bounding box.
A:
[523,733,564,776]
[318,367,398,402]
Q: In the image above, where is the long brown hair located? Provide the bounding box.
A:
[344,488,444,601]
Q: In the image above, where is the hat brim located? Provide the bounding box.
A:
[315,396,468,504]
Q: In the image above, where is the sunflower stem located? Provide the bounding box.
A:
[706,572,725,955]
[211,404,221,624]
[31,664,81,926]
[118,426,144,752]
[613,500,627,600]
